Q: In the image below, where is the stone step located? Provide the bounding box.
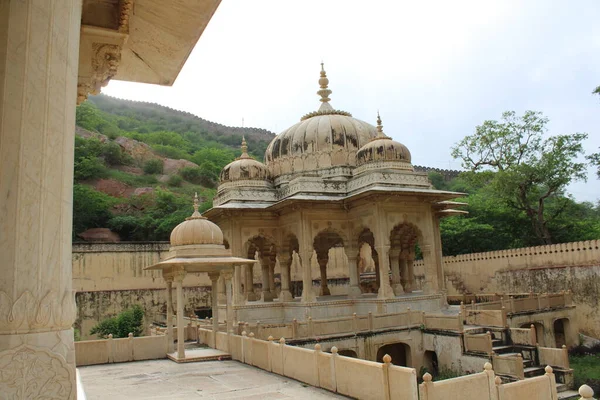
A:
[492,346,514,353]
[557,389,580,400]
[524,366,545,377]
[496,351,521,357]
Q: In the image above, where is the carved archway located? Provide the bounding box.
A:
[357,228,379,293]
[243,234,278,302]
[313,228,345,296]
[389,223,422,294]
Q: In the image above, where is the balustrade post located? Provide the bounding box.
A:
[382,354,392,400]
[578,384,596,400]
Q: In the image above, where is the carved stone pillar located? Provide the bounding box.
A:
[165,278,174,353]
[217,275,226,305]
[400,253,411,293]
[390,251,404,296]
[0,1,81,396]
[406,254,415,293]
[222,271,234,334]
[175,271,186,359]
[261,258,273,302]
[279,256,293,302]
[233,265,243,305]
[208,272,220,347]
[421,245,438,294]
[300,250,316,303]
[317,257,331,296]
[245,263,256,301]
[268,262,276,295]
[347,254,362,298]
[376,246,394,299]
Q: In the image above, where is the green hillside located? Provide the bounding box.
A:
[73,95,275,242]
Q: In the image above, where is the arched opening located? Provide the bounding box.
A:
[338,349,358,358]
[553,318,569,348]
[244,235,278,302]
[313,229,345,296]
[519,322,545,347]
[376,343,411,367]
[423,350,439,377]
[389,223,421,294]
[357,229,379,294]
[279,233,299,301]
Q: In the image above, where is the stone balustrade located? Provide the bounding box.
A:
[459,292,572,315]
[538,345,570,369]
[509,326,537,346]
[463,332,493,355]
[423,313,463,332]
[492,354,524,380]
[198,328,567,400]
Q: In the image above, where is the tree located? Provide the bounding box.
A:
[72,184,116,237]
[143,159,164,174]
[588,149,600,178]
[452,111,588,245]
[89,305,144,338]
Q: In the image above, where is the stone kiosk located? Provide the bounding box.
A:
[205,64,467,325]
[145,195,255,362]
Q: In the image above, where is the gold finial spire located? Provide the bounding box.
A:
[239,135,250,159]
[188,192,205,220]
[317,63,333,111]
[373,111,391,140]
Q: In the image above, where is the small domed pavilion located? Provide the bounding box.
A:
[146,194,255,360]
[204,64,466,323]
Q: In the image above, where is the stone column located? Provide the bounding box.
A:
[268,262,276,296]
[165,278,174,353]
[222,271,234,334]
[376,246,394,299]
[347,253,362,298]
[0,1,81,397]
[233,265,243,305]
[405,254,415,293]
[261,258,273,302]
[279,256,293,302]
[217,275,226,304]
[421,245,438,294]
[300,250,316,303]
[208,272,219,348]
[390,251,403,296]
[175,272,186,360]
[317,256,331,296]
[245,263,256,301]
[400,253,411,293]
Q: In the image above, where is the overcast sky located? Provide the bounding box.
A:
[105,0,600,202]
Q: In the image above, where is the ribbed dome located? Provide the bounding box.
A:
[170,194,224,246]
[264,64,378,178]
[220,137,269,183]
[356,114,412,168]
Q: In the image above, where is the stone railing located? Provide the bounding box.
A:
[464,309,507,328]
[75,334,167,366]
[538,345,570,369]
[509,326,537,346]
[492,354,524,380]
[460,292,572,315]
[464,332,493,355]
[423,313,463,332]
[199,328,561,400]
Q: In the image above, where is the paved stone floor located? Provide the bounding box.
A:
[79,359,349,399]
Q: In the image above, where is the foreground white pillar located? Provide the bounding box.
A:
[209,272,219,348]
[0,1,81,397]
[175,274,185,359]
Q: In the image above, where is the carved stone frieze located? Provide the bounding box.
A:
[0,290,76,334]
[0,345,74,399]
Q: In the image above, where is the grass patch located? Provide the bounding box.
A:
[106,170,158,186]
[570,354,600,394]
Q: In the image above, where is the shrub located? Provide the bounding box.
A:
[167,174,183,187]
[72,184,116,237]
[179,166,216,188]
[74,156,107,181]
[89,305,144,338]
[143,159,163,175]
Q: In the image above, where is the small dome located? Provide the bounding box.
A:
[264,64,378,178]
[170,194,224,246]
[356,113,412,168]
[220,137,269,183]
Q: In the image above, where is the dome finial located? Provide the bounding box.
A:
[240,135,250,159]
[188,192,205,220]
[317,63,333,111]
[372,111,391,140]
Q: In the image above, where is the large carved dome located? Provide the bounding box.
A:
[264,64,378,178]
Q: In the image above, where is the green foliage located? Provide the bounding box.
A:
[167,174,183,187]
[452,111,588,245]
[179,166,216,188]
[570,354,600,395]
[588,149,600,178]
[89,305,145,338]
[105,170,158,186]
[74,156,107,181]
[72,184,117,237]
[76,101,121,138]
[152,144,191,160]
[143,159,164,175]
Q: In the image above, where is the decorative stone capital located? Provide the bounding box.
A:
[208,272,220,282]
[221,271,234,281]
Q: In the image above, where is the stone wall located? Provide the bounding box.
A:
[73,242,212,340]
[413,240,600,338]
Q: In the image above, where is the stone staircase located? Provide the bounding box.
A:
[472,327,577,399]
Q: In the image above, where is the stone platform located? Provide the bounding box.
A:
[167,346,231,363]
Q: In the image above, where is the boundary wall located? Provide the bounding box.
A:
[75,334,167,366]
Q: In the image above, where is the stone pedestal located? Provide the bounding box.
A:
[376,246,394,299]
[347,255,362,298]
[279,257,293,302]
[0,1,81,397]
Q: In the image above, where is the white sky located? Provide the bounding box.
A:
[105,0,600,202]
